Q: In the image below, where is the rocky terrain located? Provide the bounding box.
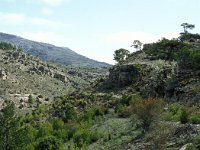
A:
[0,48,108,111]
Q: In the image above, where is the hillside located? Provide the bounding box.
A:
[0,32,111,68]
[1,31,200,150]
[0,46,108,112]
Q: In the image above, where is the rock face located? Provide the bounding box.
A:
[170,69,200,103]
[106,58,200,104]
[108,64,141,87]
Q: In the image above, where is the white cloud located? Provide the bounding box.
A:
[30,18,66,28]
[104,31,180,44]
[41,8,53,15]
[0,12,25,25]
[40,0,65,6]
[22,32,68,46]
[27,0,70,7]
[0,12,69,29]
[2,0,15,2]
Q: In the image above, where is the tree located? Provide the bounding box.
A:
[131,40,143,51]
[181,23,195,33]
[0,102,24,150]
[113,48,130,64]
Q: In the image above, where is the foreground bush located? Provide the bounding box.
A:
[131,98,163,131]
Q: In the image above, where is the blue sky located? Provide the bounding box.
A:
[1,0,200,64]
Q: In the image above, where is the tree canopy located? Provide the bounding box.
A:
[131,40,143,51]
[181,23,195,33]
[113,48,130,64]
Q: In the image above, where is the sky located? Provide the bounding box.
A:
[1,0,200,64]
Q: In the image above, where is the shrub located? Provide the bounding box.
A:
[193,133,200,146]
[186,144,197,150]
[120,94,141,106]
[0,41,17,51]
[169,103,181,115]
[178,48,200,69]
[73,128,90,147]
[131,98,163,131]
[165,103,183,121]
[35,136,63,150]
[28,95,34,104]
[90,130,103,143]
[180,108,189,124]
[146,124,174,150]
[80,105,107,122]
[37,122,53,138]
[143,38,191,61]
[190,115,200,124]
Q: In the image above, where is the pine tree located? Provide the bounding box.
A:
[0,102,25,150]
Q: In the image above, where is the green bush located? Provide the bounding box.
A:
[120,94,141,106]
[73,128,91,147]
[190,115,200,124]
[143,38,191,61]
[28,95,34,104]
[0,41,16,50]
[180,108,189,124]
[35,136,63,150]
[178,48,200,69]
[169,103,181,115]
[179,33,200,42]
[186,144,197,150]
[165,103,183,121]
[37,122,53,138]
[80,105,107,122]
[90,130,103,143]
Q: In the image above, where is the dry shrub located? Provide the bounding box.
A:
[131,97,164,131]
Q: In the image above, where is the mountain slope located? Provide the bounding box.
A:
[0,48,108,110]
[0,32,111,67]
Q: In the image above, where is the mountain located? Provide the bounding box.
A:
[0,32,111,68]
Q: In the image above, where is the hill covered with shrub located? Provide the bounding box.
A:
[1,25,200,150]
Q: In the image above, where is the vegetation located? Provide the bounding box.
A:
[131,40,143,51]
[131,98,163,131]
[113,48,130,64]
[2,23,200,149]
[0,41,23,51]
[0,102,25,150]
[181,23,195,33]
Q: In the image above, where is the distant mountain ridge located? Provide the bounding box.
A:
[0,32,111,67]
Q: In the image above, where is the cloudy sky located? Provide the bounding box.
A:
[1,0,200,64]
